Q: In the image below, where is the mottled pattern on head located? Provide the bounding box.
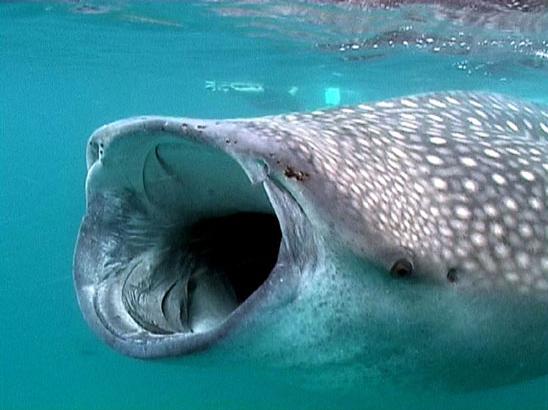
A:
[240,92,548,295]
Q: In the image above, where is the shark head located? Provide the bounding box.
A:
[74,91,548,390]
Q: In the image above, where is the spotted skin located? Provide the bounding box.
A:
[238,92,548,295]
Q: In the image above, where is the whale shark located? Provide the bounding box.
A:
[74,91,548,390]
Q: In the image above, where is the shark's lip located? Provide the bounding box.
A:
[73,117,313,358]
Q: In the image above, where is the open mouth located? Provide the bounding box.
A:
[74,117,312,358]
[122,211,282,336]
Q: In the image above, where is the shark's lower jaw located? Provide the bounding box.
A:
[74,120,311,358]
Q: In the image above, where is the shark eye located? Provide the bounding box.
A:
[447,268,458,283]
[390,258,414,278]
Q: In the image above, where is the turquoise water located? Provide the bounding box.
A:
[1,2,548,409]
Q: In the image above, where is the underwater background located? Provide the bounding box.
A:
[1,1,547,409]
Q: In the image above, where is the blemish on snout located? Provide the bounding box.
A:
[196,124,206,130]
[284,166,310,181]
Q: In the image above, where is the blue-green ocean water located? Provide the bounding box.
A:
[1,2,548,409]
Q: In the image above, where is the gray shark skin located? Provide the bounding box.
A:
[74,91,548,390]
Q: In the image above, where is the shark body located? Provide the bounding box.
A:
[74,91,548,389]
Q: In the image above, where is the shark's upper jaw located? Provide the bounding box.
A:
[73,118,314,358]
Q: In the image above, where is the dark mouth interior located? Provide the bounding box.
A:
[121,210,282,336]
[187,212,281,306]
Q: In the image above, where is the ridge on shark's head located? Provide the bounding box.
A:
[74,91,548,390]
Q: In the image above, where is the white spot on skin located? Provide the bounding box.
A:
[492,173,507,185]
[491,223,504,237]
[389,130,407,141]
[520,170,535,181]
[506,120,519,132]
[471,232,486,247]
[428,114,444,123]
[429,136,447,145]
[401,99,418,108]
[432,177,447,190]
[470,99,483,108]
[463,179,477,192]
[537,279,548,291]
[541,257,548,272]
[505,272,520,283]
[426,155,444,166]
[529,198,542,210]
[495,244,510,258]
[467,117,483,127]
[516,252,530,269]
[450,219,466,231]
[463,260,478,272]
[474,110,488,120]
[440,226,453,238]
[455,205,471,219]
[483,148,500,158]
[504,197,518,211]
[484,204,498,217]
[377,101,395,108]
[518,223,533,238]
[401,113,416,121]
[414,182,425,195]
[460,157,477,167]
[400,121,418,130]
[391,146,407,159]
[507,103,519,112]
[430,206,440,217]
[475,131,489,138]
[429,98,447,108]
[540,122,548,134]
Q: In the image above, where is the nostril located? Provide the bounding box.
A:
[87,140,100,165]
